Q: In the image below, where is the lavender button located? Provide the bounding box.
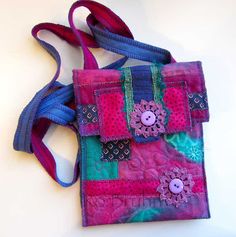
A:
[169,178,184,194]
[141,111,156,126]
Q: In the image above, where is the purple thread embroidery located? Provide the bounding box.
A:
[157,167,195,208]
[130,100,166,138]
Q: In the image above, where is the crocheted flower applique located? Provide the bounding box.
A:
[130,100,166,138]
[157,167,195,208]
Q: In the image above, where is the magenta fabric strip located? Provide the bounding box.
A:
[68,0,134,69]
[84,178,204,196]
[32,23,98,48]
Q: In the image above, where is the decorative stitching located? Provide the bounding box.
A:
[74,81,122,88]
[84,136,118,180]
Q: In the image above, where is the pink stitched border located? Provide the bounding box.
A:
[95,87,132,142]
[164,81,192,133]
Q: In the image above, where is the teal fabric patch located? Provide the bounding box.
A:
[128,208,161,223]
[83,136,118,180]
[164,132,204,163]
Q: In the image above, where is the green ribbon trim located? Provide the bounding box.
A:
[121,68,134,128]
[151,64,164,103]
[151,64,170,126]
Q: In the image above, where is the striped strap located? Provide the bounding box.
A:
[14,0,175,187]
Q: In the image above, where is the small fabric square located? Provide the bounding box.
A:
[101,139,130,161]
[188,92,208,110]
[78,104,98,124]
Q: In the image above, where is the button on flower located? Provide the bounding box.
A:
[130,100,166,138]
[157,167,195,207]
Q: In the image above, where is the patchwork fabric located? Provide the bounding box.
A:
[164,131,204,163]
[78,104,98,124]
[83,136,118,180]
[95,87,132,142]
[163,81,191,133]
[188,92,208,110]
[74,63,209,142]
[72,62,210,227]
[101,140,130,161]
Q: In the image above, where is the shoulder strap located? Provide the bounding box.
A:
[68,0,175,69]
[13,16,132,186]
[13,23,91,187]
[14,0,175,187]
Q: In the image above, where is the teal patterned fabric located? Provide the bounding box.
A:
[164,132,204,163]
[83,136,118,180]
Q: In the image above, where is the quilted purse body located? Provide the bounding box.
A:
[73,61,210,226]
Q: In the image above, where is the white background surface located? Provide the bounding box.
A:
[1,0,236,236]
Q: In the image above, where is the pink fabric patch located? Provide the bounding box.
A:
[73,70,122,136]
[84,178,203,196]
[162,61,205,93]
[163,82,191,133]
[191,110,209,123]
[95,87,132,142]
[73,69,121,104]
[84,180,160,196]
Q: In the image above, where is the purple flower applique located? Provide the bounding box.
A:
[157,167,195,208]
[130,100,166,138]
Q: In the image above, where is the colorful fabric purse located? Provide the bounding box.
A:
[14,0,210,227]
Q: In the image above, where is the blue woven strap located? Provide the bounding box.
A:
[14,1,174,187]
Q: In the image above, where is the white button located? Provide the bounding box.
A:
[141,111,156,126]
[169,178,184,194]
